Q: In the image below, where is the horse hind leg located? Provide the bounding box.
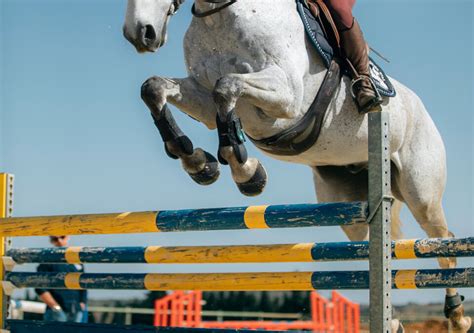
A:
[141,77,220,186]
[394,166,472,332]
[415,202,472,332]
[314,165,407,332]
[391,198,403,240]
[410,202,470,332]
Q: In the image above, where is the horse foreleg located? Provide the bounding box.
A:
[212,66,297,196]
[141,76,220,185]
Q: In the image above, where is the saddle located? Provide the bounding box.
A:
[299,0,396,97]
[304,0,342,62]
[247,0,395,156]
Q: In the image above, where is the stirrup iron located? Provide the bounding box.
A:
[350,76,382,113]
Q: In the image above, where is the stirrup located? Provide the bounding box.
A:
[350,76,383,114]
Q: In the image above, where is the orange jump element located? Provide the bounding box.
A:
[154,290,360,333]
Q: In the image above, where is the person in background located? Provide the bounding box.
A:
[35,235,87,322]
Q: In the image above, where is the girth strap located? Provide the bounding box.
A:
[247,60,342,156]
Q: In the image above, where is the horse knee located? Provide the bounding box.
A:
[213,75,244,110]
[141,76,178,112]
[141,77,166,111]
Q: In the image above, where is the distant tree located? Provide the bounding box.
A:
[246,292,258,311]
[142,291,167,308]
[259,292,271,312]
[203,292,216,309]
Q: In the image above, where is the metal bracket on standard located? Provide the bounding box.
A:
[368,112,392,333]
[1,258,15,272]
[0,174,15,331]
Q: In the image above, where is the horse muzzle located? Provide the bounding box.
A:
[123,24,163,53]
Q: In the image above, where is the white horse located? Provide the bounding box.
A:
[123,1,471,331]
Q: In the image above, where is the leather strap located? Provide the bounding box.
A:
[312,0,341,49]
[247,60,342,156]
[192,0,237,18]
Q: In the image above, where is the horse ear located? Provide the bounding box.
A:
[171,0,185,13]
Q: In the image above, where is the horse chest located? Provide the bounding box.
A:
[185,18,293,90]
[188,53,262,90]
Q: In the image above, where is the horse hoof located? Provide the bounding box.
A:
[448,305,472,332]
[189,151,220,185]
[236,161,267,197]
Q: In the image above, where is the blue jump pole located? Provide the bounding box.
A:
[0,202,368,237]
[6,237,474,264]
[5,268,473,291]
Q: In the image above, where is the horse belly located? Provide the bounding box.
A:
[261,131,370,167]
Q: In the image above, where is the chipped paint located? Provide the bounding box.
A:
[0,212,159,237]
[7,237,473,264]
[5,268,473,291]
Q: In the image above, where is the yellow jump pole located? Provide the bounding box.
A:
[0,173,14,331]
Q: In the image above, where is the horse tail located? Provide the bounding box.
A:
[391,199,403,240]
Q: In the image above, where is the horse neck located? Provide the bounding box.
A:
[193,0,295,13]
[192,0,236,27]
[190,0,301,32]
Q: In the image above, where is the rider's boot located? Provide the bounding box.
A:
[340,19,382,114]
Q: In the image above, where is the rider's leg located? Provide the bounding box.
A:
[323,0,355,30]
[323,0,382,114]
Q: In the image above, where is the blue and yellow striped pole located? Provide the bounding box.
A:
[5,268,473,291]
[7,237,473,264]
[0,202,367,237]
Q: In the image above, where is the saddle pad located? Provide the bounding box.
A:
[296,0,396,97]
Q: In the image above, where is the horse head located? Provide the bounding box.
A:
[123,0,184,53]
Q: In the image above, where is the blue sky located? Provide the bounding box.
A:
[0,0,472,306]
